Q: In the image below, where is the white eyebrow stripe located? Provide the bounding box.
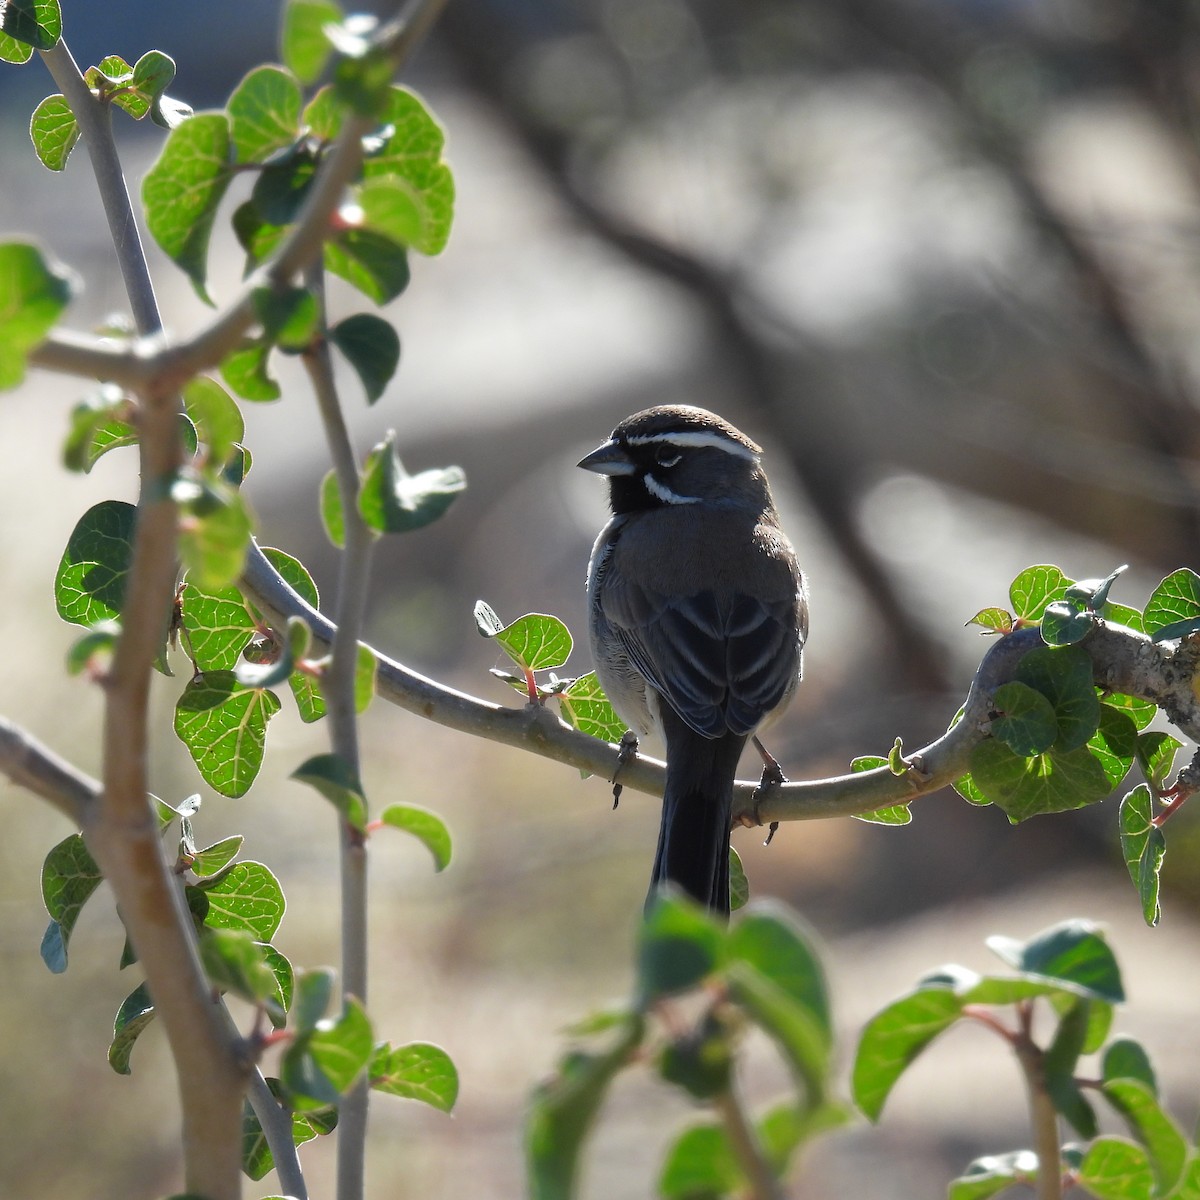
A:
[624,431,759,460]
[644,473,701,505]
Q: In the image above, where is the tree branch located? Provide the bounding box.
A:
[242,545,1193,827]
[304,264,375,1200]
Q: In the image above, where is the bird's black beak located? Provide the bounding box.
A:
[578,438,637,476]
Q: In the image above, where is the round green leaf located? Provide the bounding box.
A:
[55,499,137,626]
[30,93,79,170]
[852,986,964,1122]
[0,0,62,51]
[221,338,281,401]
[637,895,724,1003]
[193,860,285,941]
[378,802,452,871]
[1009,564,1071,622]
[142,113,234,304]
[370,1041,459,1112]
[108,982,155,1075]
[990,680,1057,756]
[282,0,342,84]
[183,375,244,466]
[329,312,400,403]
[558,671,627,744]
[227,65,302,164]
[174,671,280,797]
[1144,568,1200,635]
[0,241,76,389]
[324,226,410,303]
[319,469,345,548]
[357,432,466,535]
[291,752,367,830]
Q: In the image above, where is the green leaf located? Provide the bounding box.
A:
[174,671,280,797]
[851,985,964,1121]
[474,603,572,673]
[189,834,244,878]
[1119,785,1165,928]
[291,967,336,1034]
[221,338,281,401]
[361,87,454,255]
[0,241,75,389]
[55,499,137,626]
[1103,1037,1157,1092]
[1088,705,1137,791]
[726,959,831,1103]
[40,833,103,973]
[292,752,367,831]
[108,982,155,1075]
[132,50,176,98]
[235,615,308,689]
[183,375,244,467]
[985,919,1124,1002]
[324,226,410,303]
[968,739,1111,822]
[142,113,234,304]
[1144,569,1200,636]
[948,1151,1038,1200]
[1040,599,1095,646]
[370,1042,458,1112]
[303,84,343,139]
[253,284,319,350]
[242,1077,336,1181]
[729,846,749,912]
[179,580,256,671]
[1043,999,1097,1136]
[526,1014,643,1200]
[30,93,79,170]
[1077,1137,1156,1200]
[282,0,342,84]
[61,385,134,472]
[193,860,285,941]
[227,65,302,164]
[260,545,320,609]
[65,622,120,675]
[1136,731,1182,789]
[1014,644,1100,751]
[1010,564,1072,622]
[358,432,467,534]
[378,803,452,871]
[329,313,400,403]
[176,475,253,592]
[658,1122,740,1199]
[725,902,831,1045]
[991,680,1058,756]
[291,997,374,1102]
[1103,692,1157,734]
[0,0,61,52]
[638,894,724,1004]
[199,927,281,1011]
[1102,1078,1188,1193]
[558,672,627,744]
[320,469,345,547]
[965,606,1014,634]
[331,31,393,115]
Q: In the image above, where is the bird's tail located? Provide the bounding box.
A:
[648,717,748,918]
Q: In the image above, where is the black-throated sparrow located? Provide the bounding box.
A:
[579,405,807,916]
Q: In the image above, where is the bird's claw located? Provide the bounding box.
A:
[611,729,639,809]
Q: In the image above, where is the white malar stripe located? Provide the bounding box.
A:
[625,430,759,461]
[644,472,701,505]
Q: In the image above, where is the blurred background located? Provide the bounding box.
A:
[4,0,1200,1195]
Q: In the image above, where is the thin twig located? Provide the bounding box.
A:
[304,262,374,1200]
[39,42,162,336]
[714,1085,785,1200]
[1014,1037,1063,1200]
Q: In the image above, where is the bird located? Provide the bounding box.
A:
[578,405,807,916]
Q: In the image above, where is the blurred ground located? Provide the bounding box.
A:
[4,1,1200,1197]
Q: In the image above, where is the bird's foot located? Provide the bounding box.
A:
[611,729,639,809]
[751,736,787,844]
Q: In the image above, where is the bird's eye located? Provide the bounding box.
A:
[655,450,681,469]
